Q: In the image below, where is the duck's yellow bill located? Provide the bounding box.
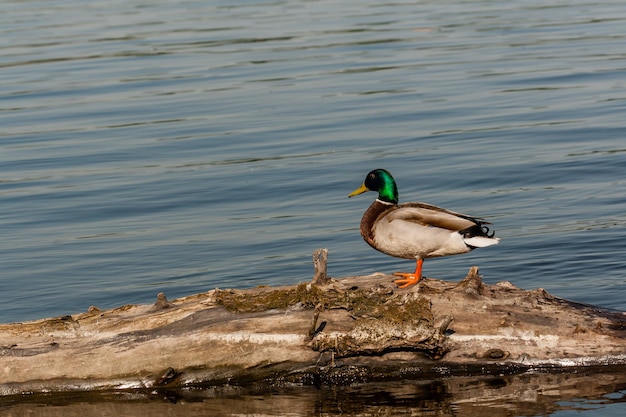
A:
[348,183,369,198]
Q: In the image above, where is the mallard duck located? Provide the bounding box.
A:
[349,169,499,288]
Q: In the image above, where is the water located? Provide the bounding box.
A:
[1,0,625,414]
[1,372,626,416]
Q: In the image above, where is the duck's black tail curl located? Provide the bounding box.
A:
[460,221,496,239]
[480,223,496,238]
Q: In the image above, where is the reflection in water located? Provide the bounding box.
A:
[2,371,626,416]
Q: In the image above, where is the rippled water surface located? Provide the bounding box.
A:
[1,0,625,414]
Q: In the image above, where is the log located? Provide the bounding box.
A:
[1,250,625,396]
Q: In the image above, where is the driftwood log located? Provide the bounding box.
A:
[1,250,625,396]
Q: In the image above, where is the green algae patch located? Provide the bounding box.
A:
[214,283,328,313]
[213,282,432,325]
[342,287,433,325]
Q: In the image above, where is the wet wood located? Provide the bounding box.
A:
[0,250,624,395]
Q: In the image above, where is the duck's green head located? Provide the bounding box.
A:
[348,169,398,204]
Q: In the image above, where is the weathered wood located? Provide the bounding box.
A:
[311,248,330,285]
[0,251,624,396]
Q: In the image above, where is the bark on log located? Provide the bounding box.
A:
[1,251,625,396]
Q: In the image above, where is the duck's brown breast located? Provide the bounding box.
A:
[360,200,394,247]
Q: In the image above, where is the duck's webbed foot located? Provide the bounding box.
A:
[393,272,420,288]
[393,258,423,289]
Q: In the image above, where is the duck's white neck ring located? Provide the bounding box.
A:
[376,198,395,206]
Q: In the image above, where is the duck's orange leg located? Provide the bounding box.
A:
[393,258,424,289]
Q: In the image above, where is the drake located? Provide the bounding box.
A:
[349,169,499,288]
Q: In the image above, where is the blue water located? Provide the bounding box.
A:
[1,0,625,414]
